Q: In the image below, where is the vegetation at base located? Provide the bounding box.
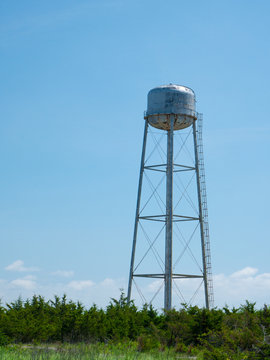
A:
[0,293,270,359]
[0,343,202,360]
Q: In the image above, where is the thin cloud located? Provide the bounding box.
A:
[230,267,258,278]
[67,280,94,291]
[10,276,36,290]
[213,267,270,307]
[51,270,74,278]
[5,260,39,272]
[101,278,118,287]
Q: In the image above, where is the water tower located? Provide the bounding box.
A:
[127,84,214,310]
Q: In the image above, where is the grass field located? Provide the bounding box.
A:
[0,344,201,360]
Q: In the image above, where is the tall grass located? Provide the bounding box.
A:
[0,344,201,360]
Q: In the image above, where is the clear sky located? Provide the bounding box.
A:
[0,0,270,309]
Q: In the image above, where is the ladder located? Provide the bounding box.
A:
[197,114,214,308]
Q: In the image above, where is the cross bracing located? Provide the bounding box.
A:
[127,115,214,309]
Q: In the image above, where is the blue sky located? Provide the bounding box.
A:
[0,0,270,308]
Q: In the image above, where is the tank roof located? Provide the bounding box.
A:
[152,84,195,95]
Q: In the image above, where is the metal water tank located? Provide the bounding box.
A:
[145,84,197,130]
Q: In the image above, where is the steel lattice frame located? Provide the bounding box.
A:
[127,114,214,310]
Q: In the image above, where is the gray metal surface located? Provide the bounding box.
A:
[127,120,149,303]
[146,84,196,130]
[164,115,174,310]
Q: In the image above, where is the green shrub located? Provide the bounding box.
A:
[0,294,270,359]
[137,334,160,352]
[203,346,230,360]
[0,330,10,345]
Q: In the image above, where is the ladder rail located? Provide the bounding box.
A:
[197,113,214,308]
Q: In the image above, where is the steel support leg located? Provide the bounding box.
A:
[164,115,174,311]
[127,120,149,303]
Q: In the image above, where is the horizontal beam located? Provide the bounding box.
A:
[144,167,166,173]
[174,164,196,170]
[139,215,199,222]
[133,273,204,279]
[144,164,196,173]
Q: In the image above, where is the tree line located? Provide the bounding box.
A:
[0,293,270,359]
